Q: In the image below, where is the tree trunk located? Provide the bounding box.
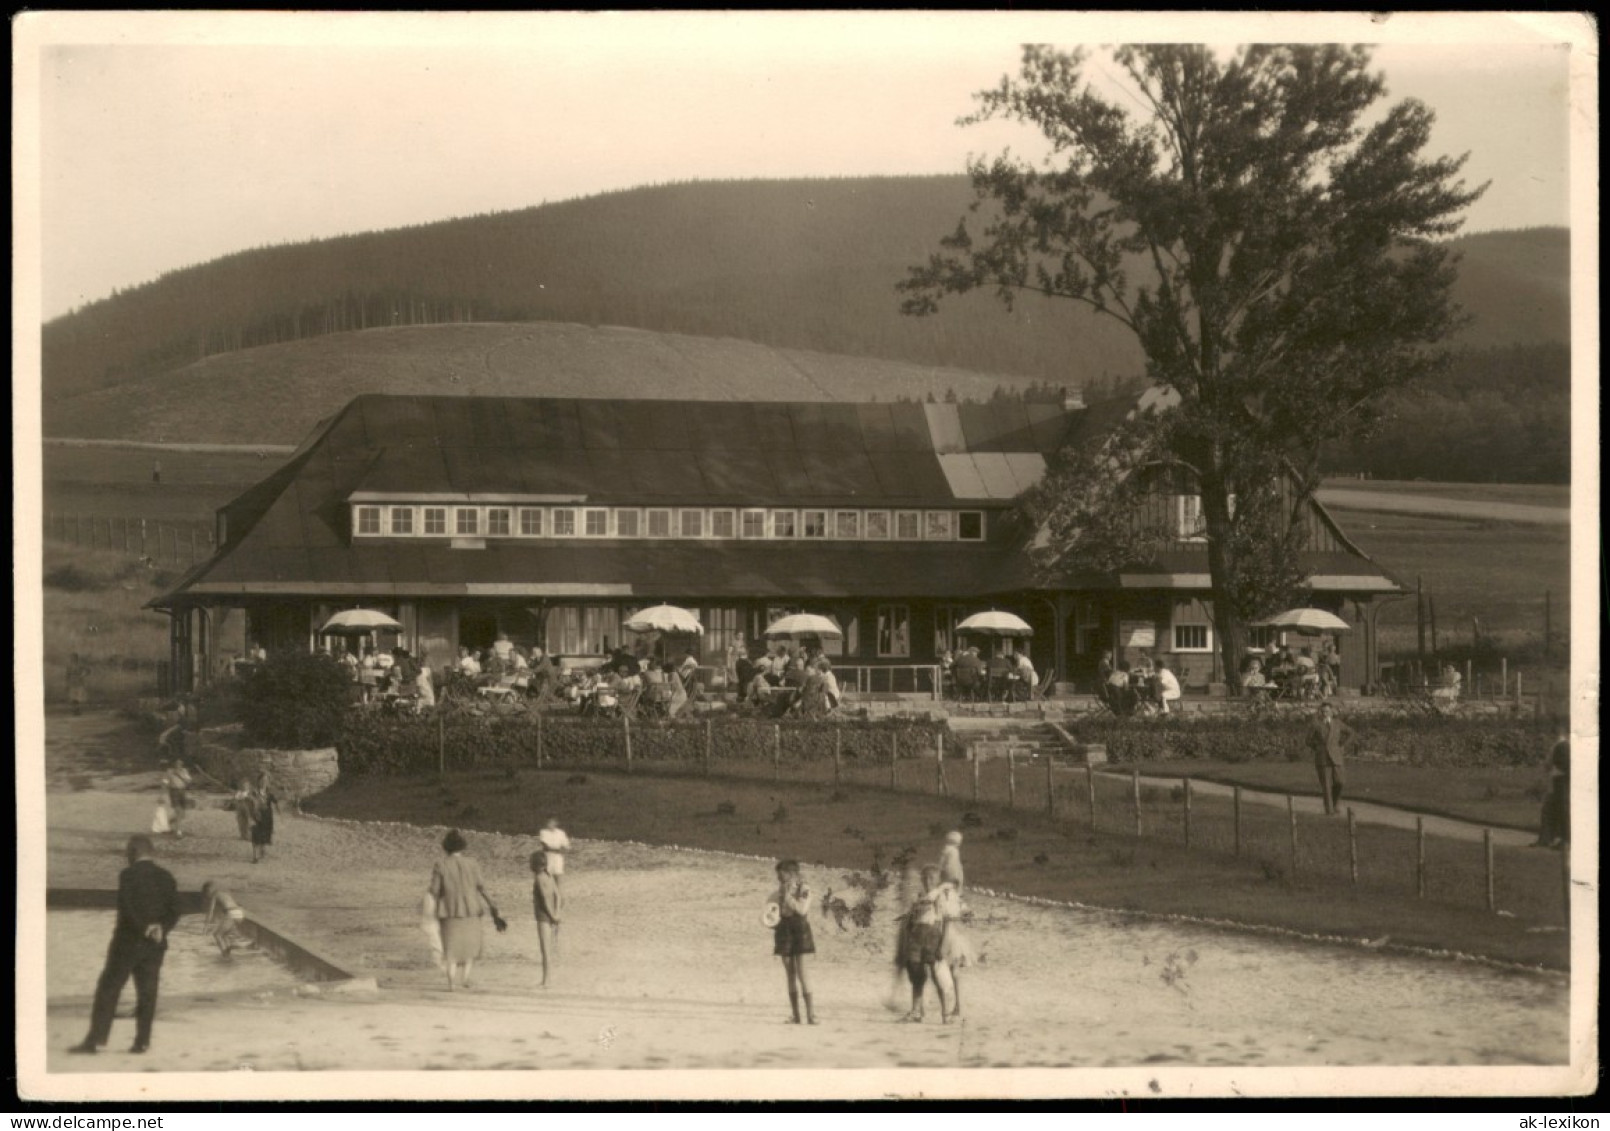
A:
[1199,464,1245,695]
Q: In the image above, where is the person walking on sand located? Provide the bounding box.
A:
[770,860,818,1025]
[899,866,956,1023]
[529,849,563,987]
[429,829,506,992]
[69,836,180,1056]
[247,772,279,863]
[200,881,249,956]
[1306,701,1355,816]
[537,817,571,888]
[162,760,193,839]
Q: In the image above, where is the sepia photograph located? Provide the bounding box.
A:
[12,10,1598,1104]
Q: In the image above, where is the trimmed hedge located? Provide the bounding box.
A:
[1067,714,1555,769]
[337,711,945,775]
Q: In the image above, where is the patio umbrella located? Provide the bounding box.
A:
[763,613,844,640]
[956,611,1034,637]
[319,608,403,635]
[623,604,705,636]
[1255,608,1350,635]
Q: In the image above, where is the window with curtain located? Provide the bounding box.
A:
[877,605,911,658]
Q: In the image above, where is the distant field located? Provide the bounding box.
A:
[42,445,272,524]
[1321,479,1569,509]
[1329,507,1570,658]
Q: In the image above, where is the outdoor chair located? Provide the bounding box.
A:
[951,667,983,703]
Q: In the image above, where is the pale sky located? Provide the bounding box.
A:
[20,12,1585,320]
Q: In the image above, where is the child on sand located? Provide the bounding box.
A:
[771,860,818,1025]
[420,891,444,970]
[537,817,571,887]
[900,866,955,1023]
[529,850,563,988]
[200,882,248,956]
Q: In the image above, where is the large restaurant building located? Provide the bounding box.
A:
[152,393,1401,696]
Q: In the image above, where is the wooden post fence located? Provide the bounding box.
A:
[833,728,842,786]
[1045,752,1055,816]
[972,747,981,803]
[1085,763,1096,828]
[1286,795,1298,877]
[774,725,782,782]
[1416,817,1426,899]
[1484,829,1495,912]
[889,731,898,790]
[1131,769,1141,837]
[937,733,948,797]
[1233,785,1243,857]
[704,719,713,775]
[1347,808,1358,886]
[623,716,634,773]
[1007,747,1017,809]
[536,712,544,768]
[1183,777,1192,848]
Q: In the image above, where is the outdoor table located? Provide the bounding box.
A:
[478,685,517,701]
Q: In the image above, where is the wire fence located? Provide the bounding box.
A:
[44,511,214,565]
[351,711,1567,928]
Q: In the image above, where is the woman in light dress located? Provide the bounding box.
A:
[936,831,976,1022]
[428,829,506,991]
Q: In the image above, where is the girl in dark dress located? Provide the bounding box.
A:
[248,773,278,863]
[771,860,818,1025]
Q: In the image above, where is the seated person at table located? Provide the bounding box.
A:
[745,667,772,709]
[951,647,984,698]
[1132,650,1155,676]
[1105,661,1137,715]
[818,658,841,710]
[736,651,757,692]
[675,650,701,689]
[1155,659,1182,714]
[1296,648,1320,697]
[617,662,643,696]
[457,647,482,677]
[1242,658,1270,694]
[1011,651,1038,699]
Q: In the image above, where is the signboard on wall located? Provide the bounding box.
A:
[1119,620,1156,649]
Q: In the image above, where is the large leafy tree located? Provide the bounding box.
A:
[901,45,1484,689]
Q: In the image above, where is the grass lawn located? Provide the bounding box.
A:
[313,764,1568,970]
[1121,759,1547,831]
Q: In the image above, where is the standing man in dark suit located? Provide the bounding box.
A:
[69,835,181,1055]
[1306,702,1355,815]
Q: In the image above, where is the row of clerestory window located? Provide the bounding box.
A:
[352,504,988,543]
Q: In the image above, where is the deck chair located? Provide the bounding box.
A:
[617,687,644,719]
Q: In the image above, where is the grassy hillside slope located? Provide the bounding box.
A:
[44,321,1061,444]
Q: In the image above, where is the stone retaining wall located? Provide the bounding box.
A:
[195,725,339,801]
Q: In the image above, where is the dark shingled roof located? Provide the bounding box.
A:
[158,392,1398,605]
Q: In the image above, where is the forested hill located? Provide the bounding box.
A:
[42,177,1566,406]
